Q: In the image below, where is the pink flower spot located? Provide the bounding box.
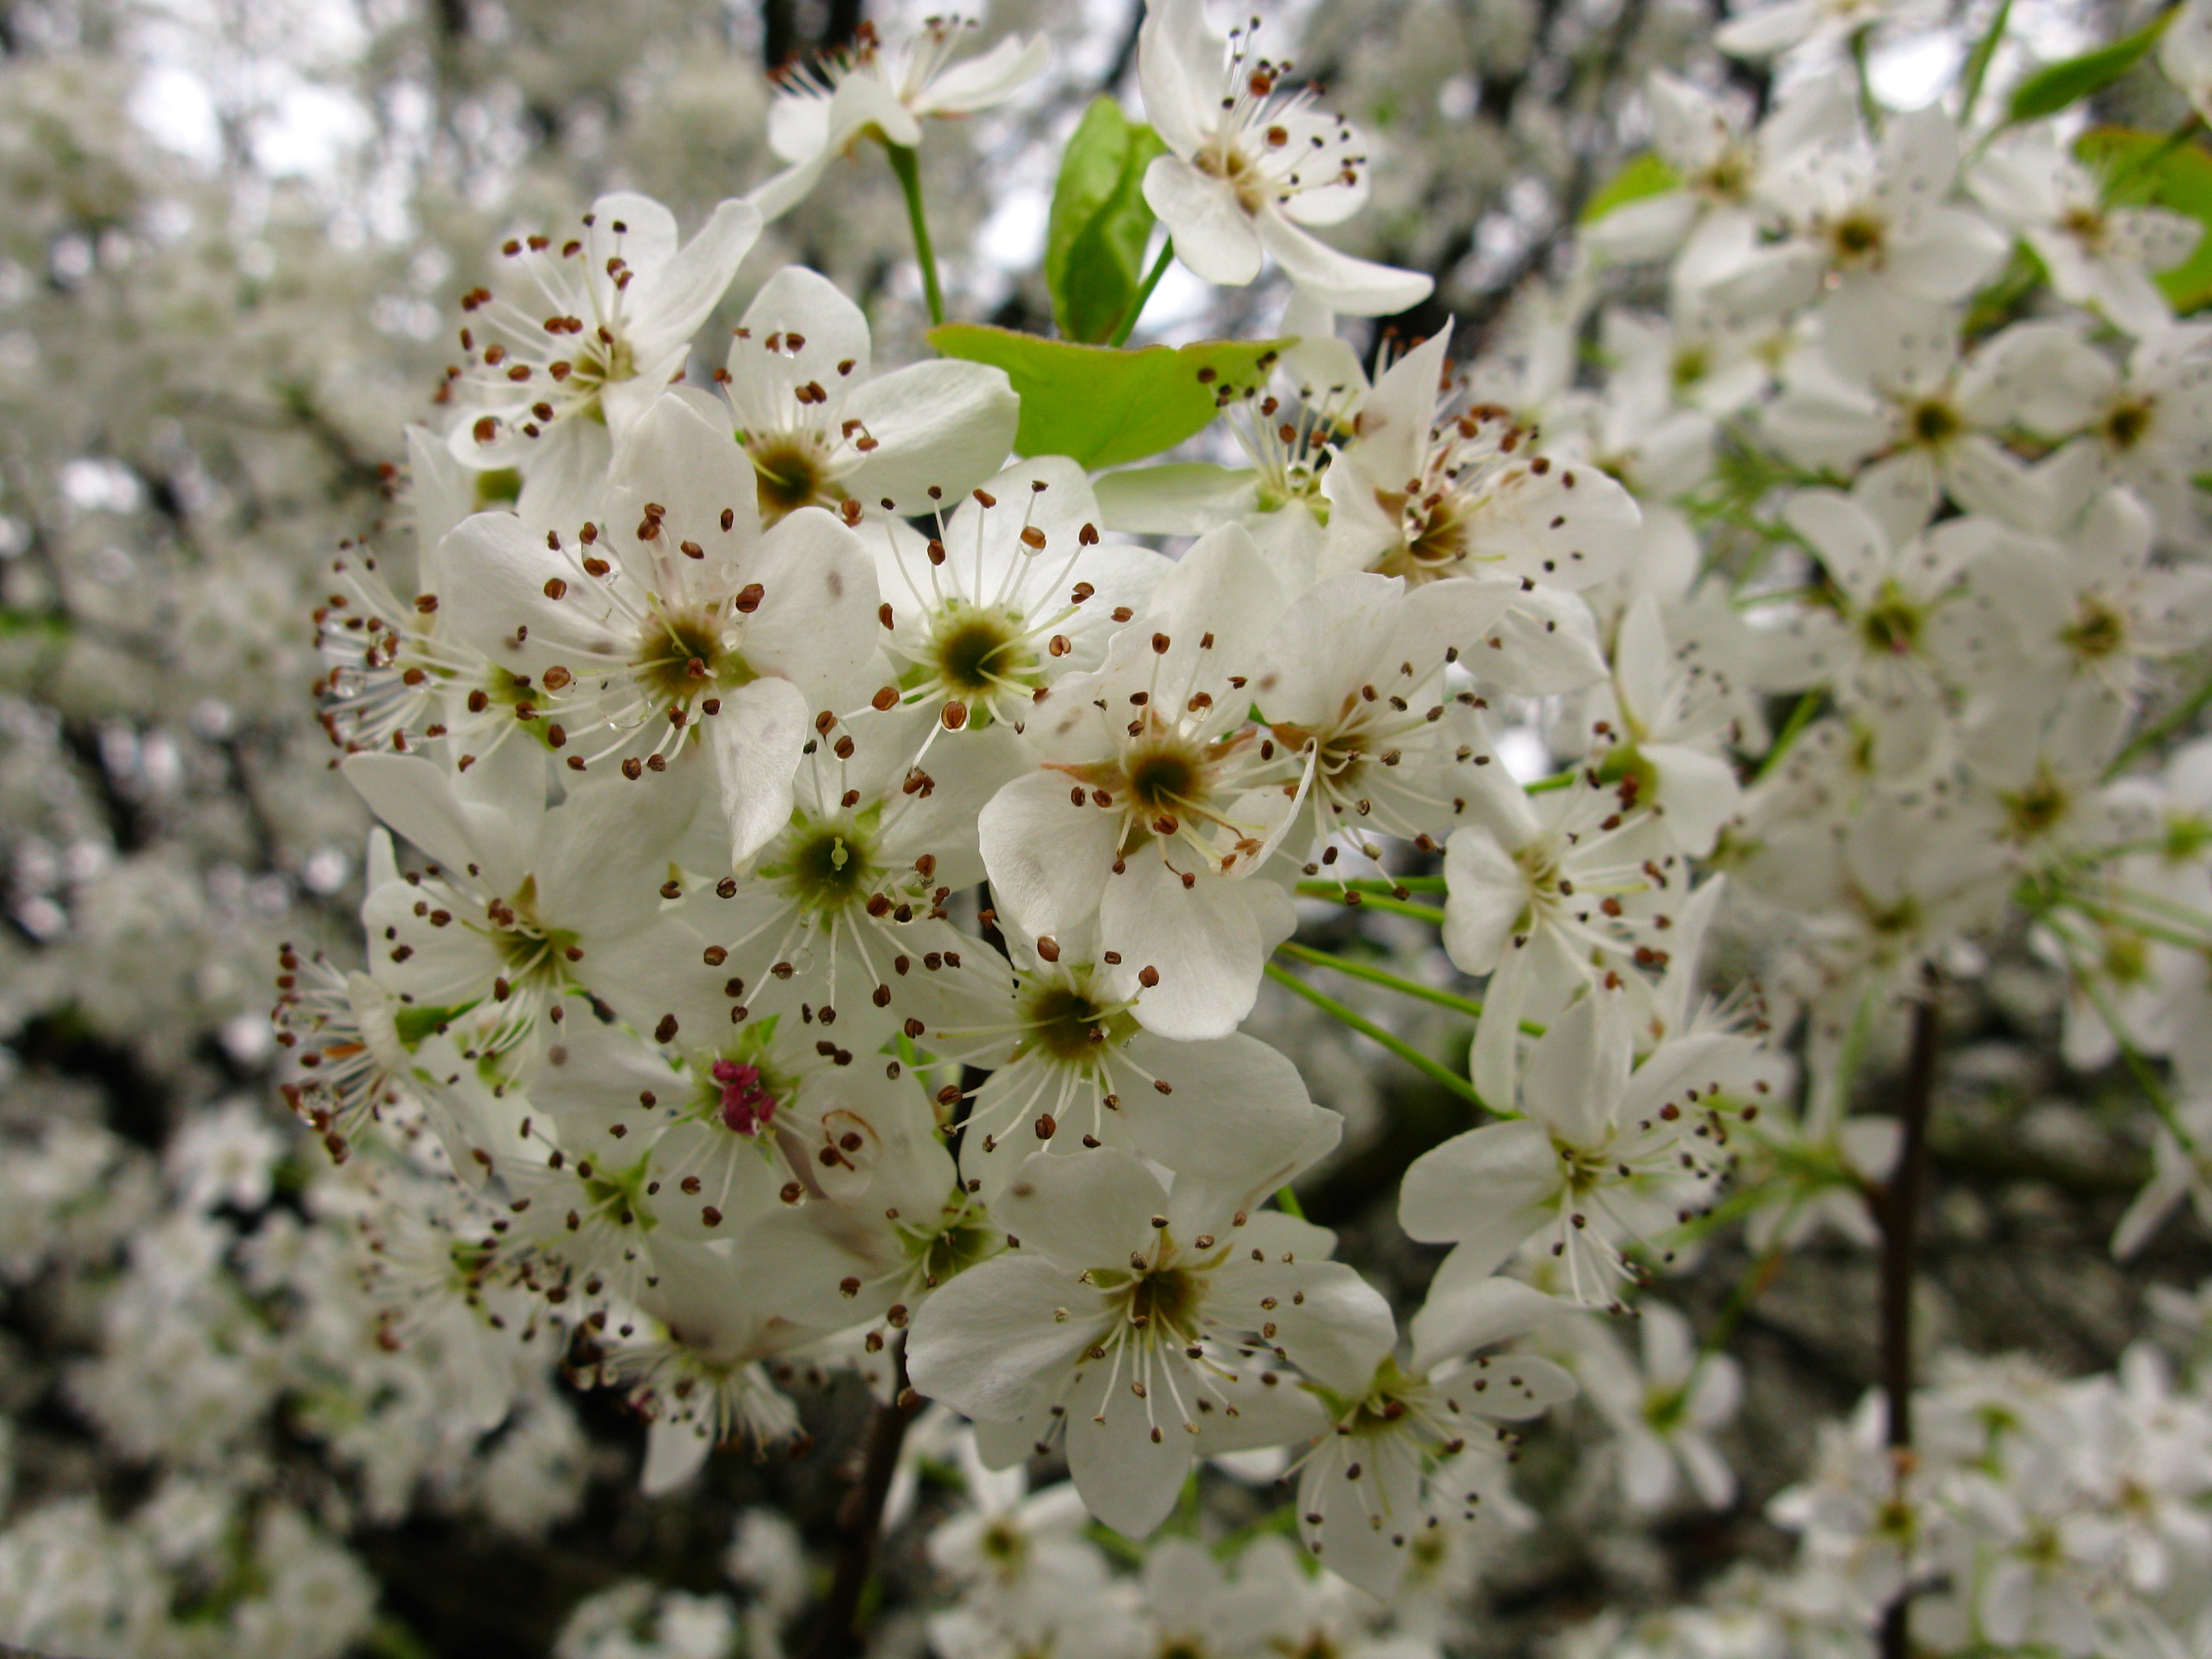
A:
[712,1059,776,1135]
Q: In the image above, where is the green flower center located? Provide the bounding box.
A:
[1125,742,1202,815]
[1860,586,1922,656]
[636,607,754,703]
[1908,398,1960,448]
[2104,397,2154,451]
[1829,211,1885,262]
[2062,598,2126,659]
[1019,981,1136,1063]
[929,606,1034,701]
[747,432,838,521]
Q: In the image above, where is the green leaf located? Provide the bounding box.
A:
[1580,153,1682,223]
[2077,126,2212,311]
[2005,9,2172,126]
[1046,99,1168,345]
[927,326,1293,469]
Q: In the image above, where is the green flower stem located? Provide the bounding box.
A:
[885,144,946,328]
[2107,660,2212,777]
[2060,934,2209,1162]
[2070,901,2212,953]
[1294,875,1447,898]
[1262,961,1487,1112]
[1292,881,1447,925]
[1276,940,1490,1021]
[1756,690,1825,781]
[1957,0,2013,124]
[1107,237,1176,348]
[1272,941,1550,1047]
[1700,1238,1789,1363]
[1849,28,1883,137]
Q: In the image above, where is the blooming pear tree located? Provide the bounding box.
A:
[11,0,2212,1656]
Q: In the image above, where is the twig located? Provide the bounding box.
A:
[802,1341,923,1659]
[1876,980,1941,1659]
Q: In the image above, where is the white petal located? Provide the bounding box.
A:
[1101,860,1288,1041]
[1410,1274,1568,1373]
[1399,1119,1557,1243]
[1063,1362,1192,1539]
[906,1252,1102,1420]
[995,1147,1162,1268]
[1442,827,1527,974]
[1521,992,1630,1150]
[712,678,811,866]
[1143,155,1264,287]
[1256,210,1433,316]
[842,359,1020,513]
[980,768,1120,942]
[917,33,1051,116]
[1136,0,1224,159]
[635,198,762,347]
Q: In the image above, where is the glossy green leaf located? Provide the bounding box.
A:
[1580,153,1682,223]
[1046,98,1168,345]
[2005,10,2171,126]
[928,325,1293,469]
[2078,126,2212,311]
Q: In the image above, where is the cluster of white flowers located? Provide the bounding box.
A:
[1561,1301,2212,1657]
[9,0,2212,1653]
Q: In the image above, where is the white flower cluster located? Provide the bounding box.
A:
[7,0,2212,1652]
[276,0,2212,1642]
[282,0,1867,1592]
[1561,1299,2212,1658]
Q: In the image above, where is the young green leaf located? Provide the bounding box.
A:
[927,326,1292,469]
[1580,153,1682,223]
[2078,124,2212,311]
[1045,98,1169,344]
[2005,9,2172,126]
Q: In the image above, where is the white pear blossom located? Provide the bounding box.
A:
[444,193,761,478]
[1136,0,1433,316]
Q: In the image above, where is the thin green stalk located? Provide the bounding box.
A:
[1300,875,1447,896]
[1850,28,1883,137]
[1108,238,1175,347]
[2069,900,2212,953]
[1957,0,2013,126]
[1278,941,1487,1020]
[1275,940,1548,1040]
[1264,961,1486,1112]
[1756,690,1825,781]
[2033,904,2209,1162]
[2065,946,2208,1163]
[2107,660,2212,778]
[1524,771,1577,795]
[885,144,946,327]
[1273,1184,1306,1219]
[1698,1239,1788,1364]
[2103,881,2212,932]
[1293,882,1447,925]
